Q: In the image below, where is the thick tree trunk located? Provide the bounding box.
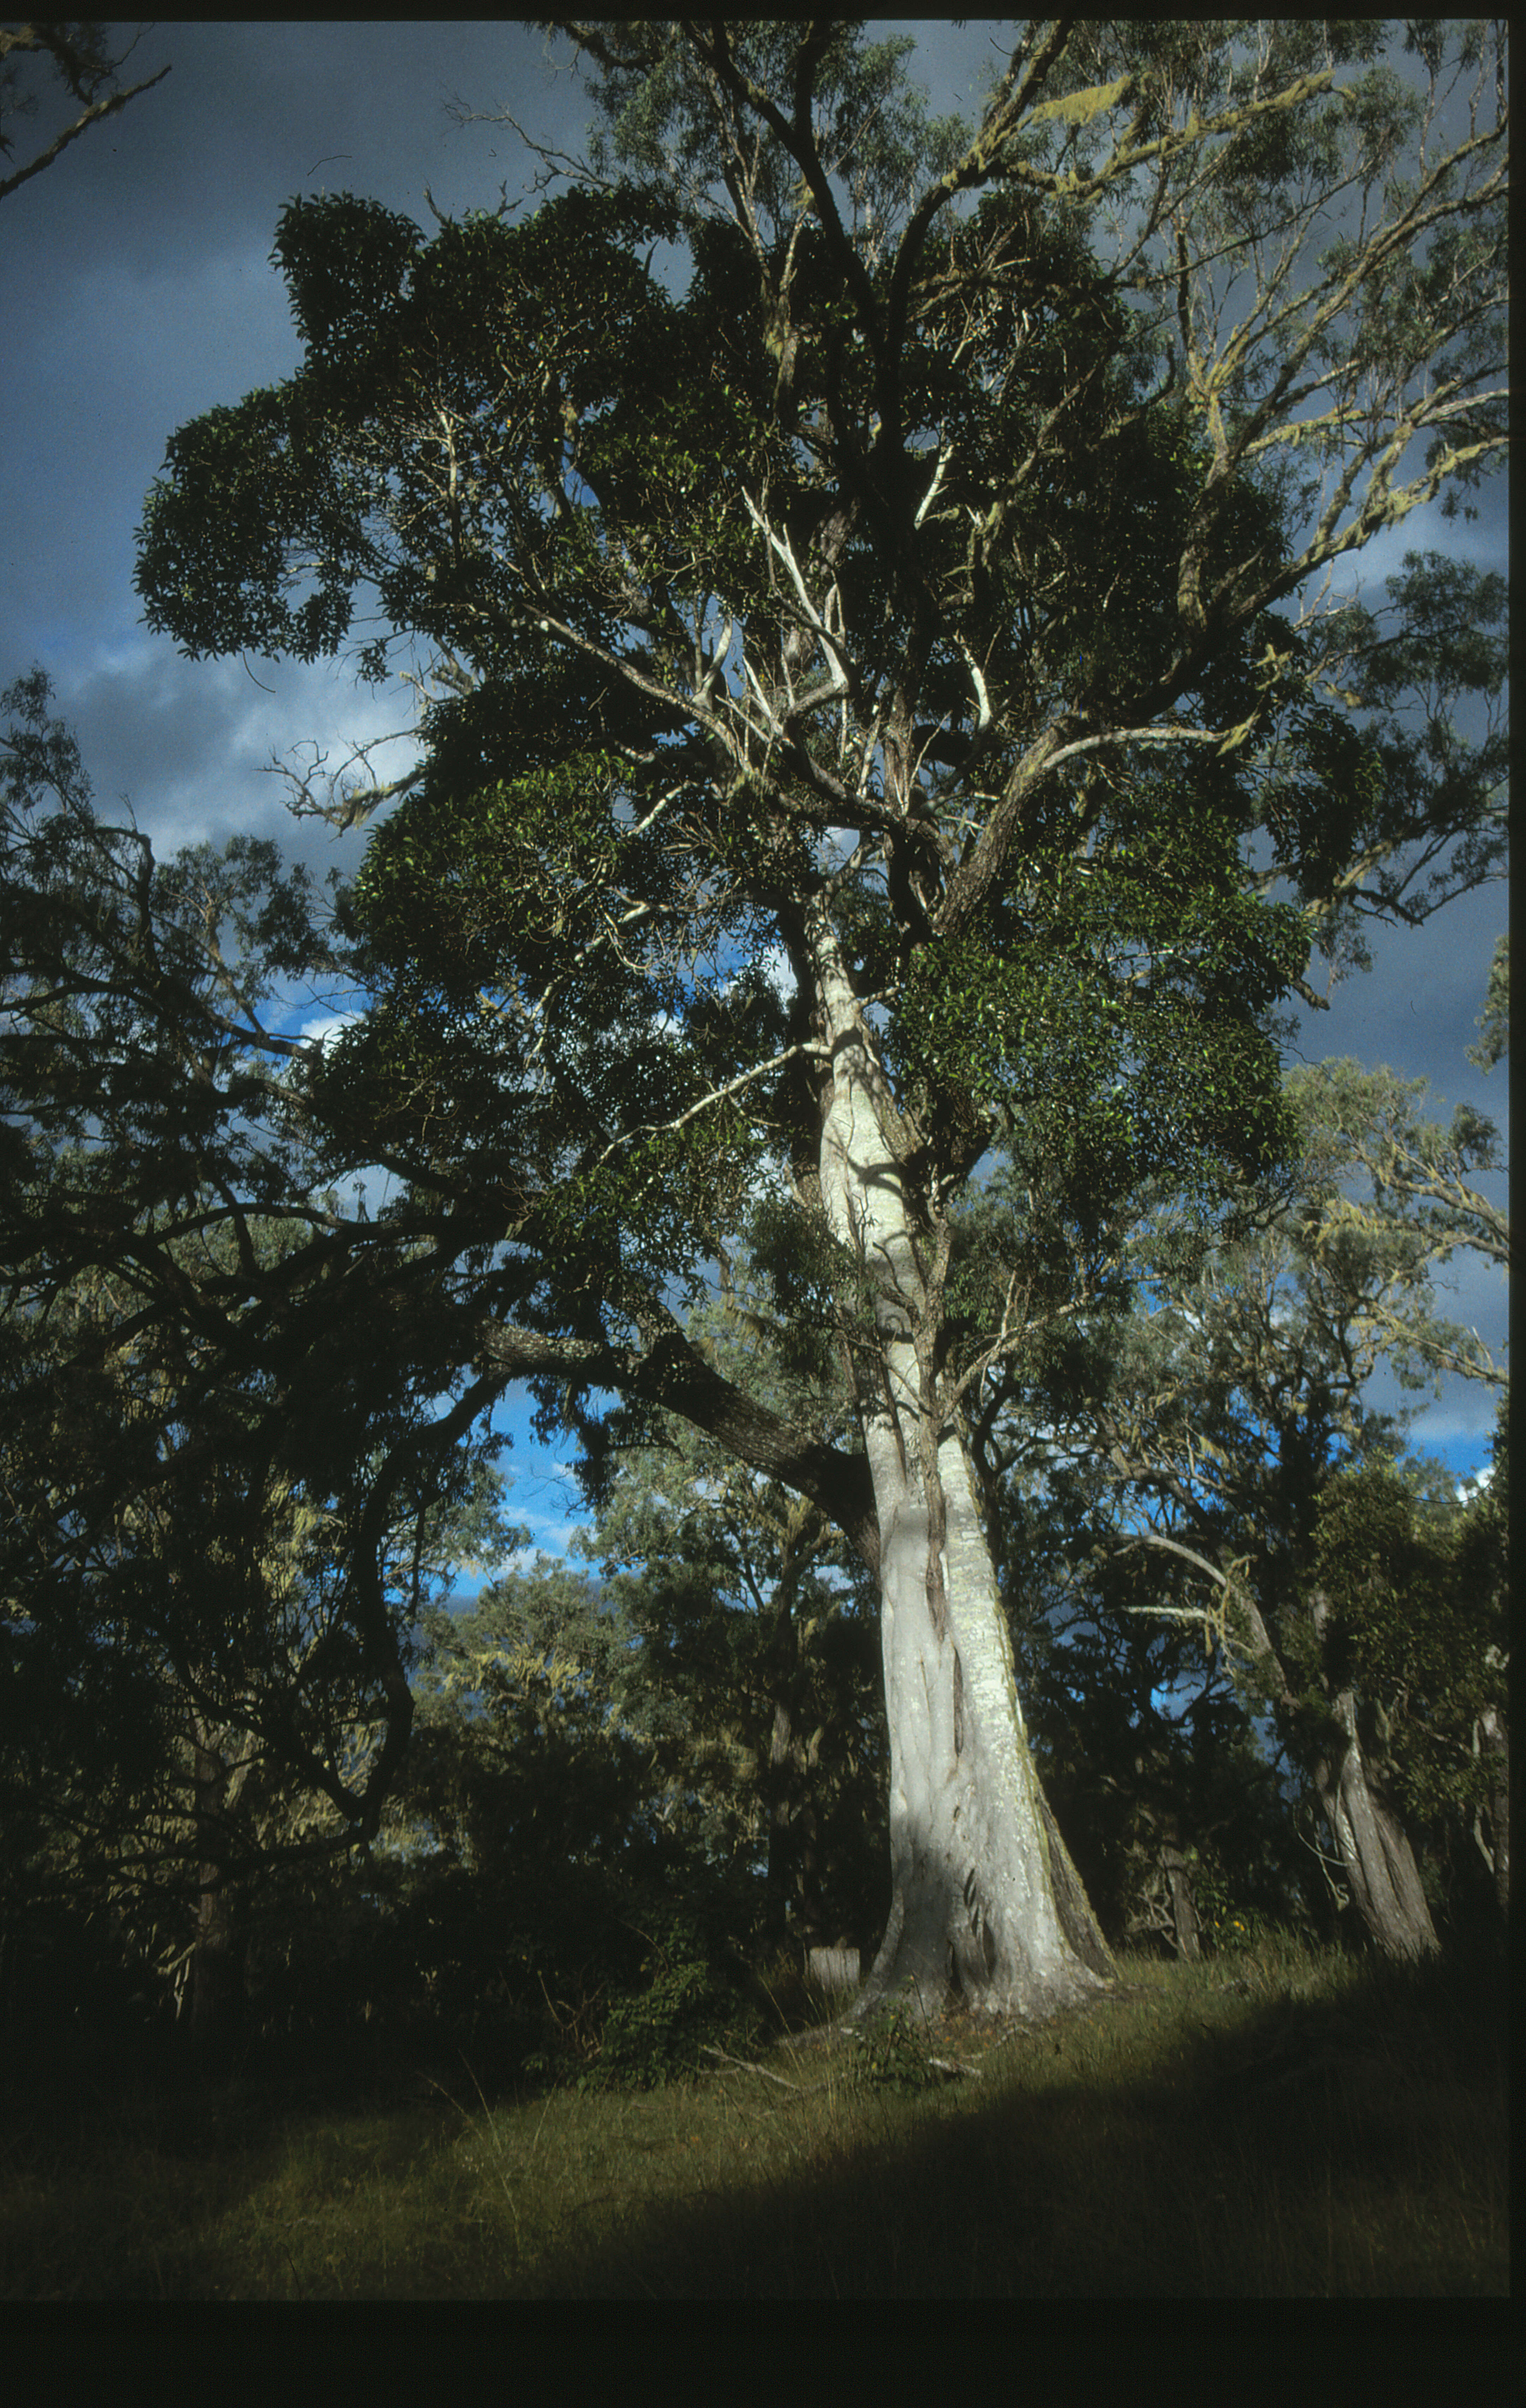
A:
[808,903,1113,2023]
[1314,1691,1439,1961]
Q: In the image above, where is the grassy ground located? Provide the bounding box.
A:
[0,1935,1506,2298]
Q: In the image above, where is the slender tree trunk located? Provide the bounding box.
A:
[807,902,1113,2022]
[763,1694,798,1948]
[759,1529,830,1953]
[761,1583,802,1949]
[188,1726,250,2062]
[1161,1842,1201,1962]
[763,1697,824,1952]
[1314,1691,1439,1961]
[1475,1700,1509,1924]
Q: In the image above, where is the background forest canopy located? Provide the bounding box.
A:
[0,19,1509,2069]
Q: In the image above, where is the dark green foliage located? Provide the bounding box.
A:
[132,84,1420,1343]
[998,1478,1317,1954]
[891,804,1305,1204]
[365,1565,744,2086]
[578,1901,740,2091]
[124,28,1506,1550]
[0,1881,168,2090]
[376,1318,889,2084]
[1468,933,1509,1073]
[0,669,522,2062]
[846,1999,945,2093]
[235,1842,754,2095]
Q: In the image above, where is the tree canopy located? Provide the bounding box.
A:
[17,19,1510,2020]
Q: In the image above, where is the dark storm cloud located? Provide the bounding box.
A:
[2,233,297,665]
[4,22,574,258]
[1290,887,1508,1102]
[57,638,397,872]
[0,24,580,687]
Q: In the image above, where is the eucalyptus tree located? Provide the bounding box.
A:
[1468,933,1509,1075]
[133,22,1507,2018]
[1453,1388,1509,1924]
[1288,1055,1509,1386]
[999,1052,1509,1959]
[1307,1435,1508,1943]
[997,1469,1309,1960]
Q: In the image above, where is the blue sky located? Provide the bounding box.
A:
[2,22,1508,1550]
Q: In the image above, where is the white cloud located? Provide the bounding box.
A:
[48,637,425,877]
[298,1009,362,1053]
[761,939,797,1003]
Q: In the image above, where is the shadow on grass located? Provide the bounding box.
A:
[506,1954,1510,2298]
[0,1945,1506,2298]
[0,2050,467,2301]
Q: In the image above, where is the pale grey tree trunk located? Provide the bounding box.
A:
[1296,1594,1439,1961]
[806,902,1113,2022]
[1314,1690,1439,1961]
[806,1943,860,1995]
